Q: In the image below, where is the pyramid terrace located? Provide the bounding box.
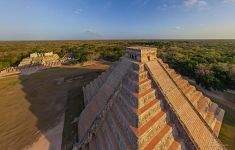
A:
[76,47,225,150]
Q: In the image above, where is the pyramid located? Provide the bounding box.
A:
[76,47,225,150]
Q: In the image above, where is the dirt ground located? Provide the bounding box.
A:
[0,62,110,150]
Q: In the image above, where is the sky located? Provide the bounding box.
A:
[0,0,235,40]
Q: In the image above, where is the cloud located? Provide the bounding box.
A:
[82,28,101,36]
[184,0,208,9]
[198,1,207,7]
[184,0,198,7]
[175,26,183,30]
[134,0,151,7]
[223,0,235,4]
[74,9,83,15]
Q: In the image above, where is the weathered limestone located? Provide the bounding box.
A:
[0,52,61,77]
[159,60,225,136]
[19,52,61,67]
[76,47,225,150]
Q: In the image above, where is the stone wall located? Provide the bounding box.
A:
[19,52,60,67]
[82,62,118,106]
[0,62,61,77]
[78,57,132,140]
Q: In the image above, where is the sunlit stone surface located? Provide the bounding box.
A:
[76,47,225,150]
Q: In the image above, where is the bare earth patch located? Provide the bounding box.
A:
[27,115,64,150]
[0,62,110,150]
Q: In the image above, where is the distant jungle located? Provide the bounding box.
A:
[0,40,234,91]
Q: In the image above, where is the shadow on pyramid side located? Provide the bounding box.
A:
[75,47,225,150]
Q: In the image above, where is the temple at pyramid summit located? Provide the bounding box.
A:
[76,47,225,150]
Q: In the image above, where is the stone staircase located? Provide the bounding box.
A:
[91,61,185,150]
[76,47,225,150]
[82,61,185,150]
[159,59,225,136]
[146,59,224,149]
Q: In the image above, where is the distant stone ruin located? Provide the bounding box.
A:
[0,52,61,77]
[76,47,225,150]
[19,52,61,67]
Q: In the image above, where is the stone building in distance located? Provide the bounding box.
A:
[19,52,60,67]
[76,47,225,150]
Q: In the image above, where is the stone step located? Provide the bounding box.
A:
[115,95,169,150]
[172,74,181,82]
[101,122,117,150]
[215,108,225,122]
[147,60,224,149]
[143,123,173,150]
[137,99,161,116]
[212,108,225,136]
[183,85,196,97]
[213,121,222,137]
[104,120,119,150]
[119,88,159,114]
[131,61,145,71]
[119,93,161,127]
[121,86,156,108]
[125,77,152,93]
[188,90,203,105]
[113,99,140,148]
[168,138,182,150]
[208,102,218,115]
[96,130,107,150]
[132,67,146,74]
[108,109,133,149]
[197,97,211,115]
[137,111,168,149]
[129,69,148,82]
[166,68,176,76]
[176,79,189,89]
[96,129,108,150]
[95,134,102,150]
[134,110,166,137]
[162,63,169,68]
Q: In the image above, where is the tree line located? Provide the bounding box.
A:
[0,40,234,91]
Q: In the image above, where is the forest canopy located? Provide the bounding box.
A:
[0,40,234,91]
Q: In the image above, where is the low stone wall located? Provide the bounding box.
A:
[0,62,61,77]
[83,61,118,106]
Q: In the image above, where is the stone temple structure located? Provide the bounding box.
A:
[19,52,61,67]
[76,47,225,150]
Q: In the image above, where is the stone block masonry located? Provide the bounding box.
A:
[75,47,225,150]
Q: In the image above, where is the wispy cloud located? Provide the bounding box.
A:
[174,26,183,30]
[74,9,83,15]
[184,0,208,9]
[82,28,101,36]
[134,0,151,7]
[223,0,235,4]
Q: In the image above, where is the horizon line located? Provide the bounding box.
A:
[1,38,235,42]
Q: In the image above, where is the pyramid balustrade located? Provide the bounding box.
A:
[76,47,225,150]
